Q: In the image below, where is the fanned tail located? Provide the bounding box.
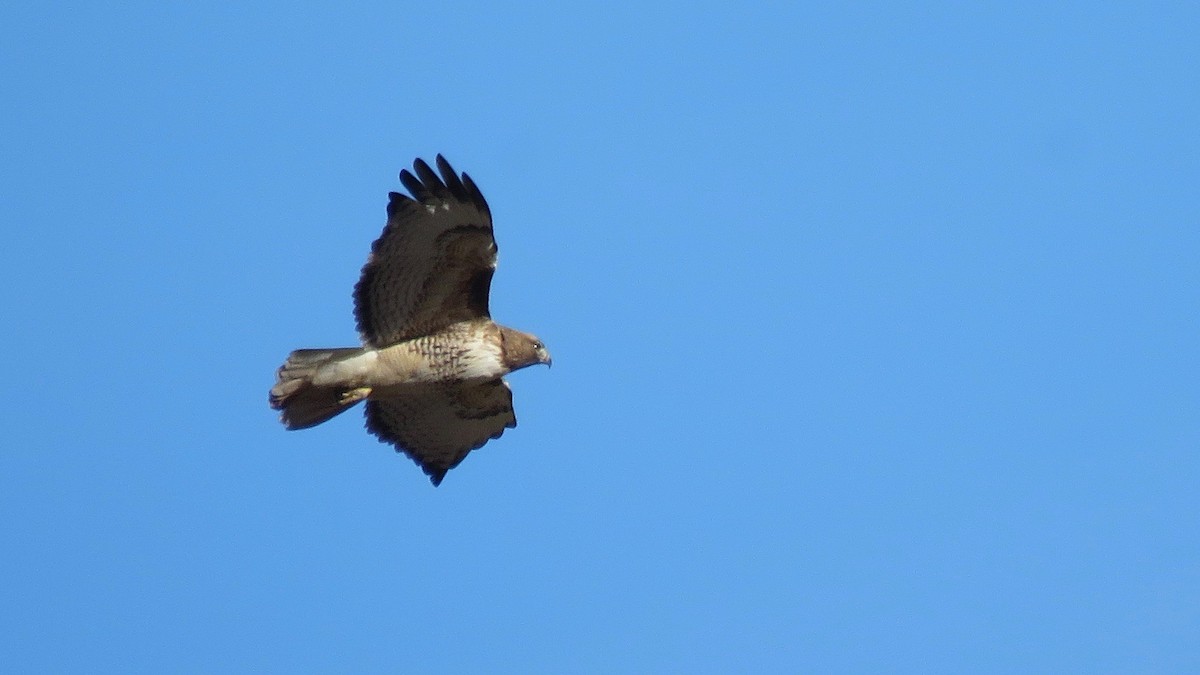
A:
[269,348,364,430]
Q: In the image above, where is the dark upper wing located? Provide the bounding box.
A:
[364,379,517,486]
[354,155,496,346]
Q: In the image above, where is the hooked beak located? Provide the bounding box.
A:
[539,348,553,368]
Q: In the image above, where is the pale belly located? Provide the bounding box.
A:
[312,333,507,390]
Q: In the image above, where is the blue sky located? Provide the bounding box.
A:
[2,2,1197,672]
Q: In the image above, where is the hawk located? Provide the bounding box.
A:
[269,156,551,486]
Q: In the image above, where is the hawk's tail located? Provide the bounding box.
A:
[269,348,365,430]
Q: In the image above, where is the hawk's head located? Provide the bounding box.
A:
[500,328,552,371]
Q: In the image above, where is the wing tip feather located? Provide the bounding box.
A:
[412,158,449,200]
[460,172,492,221]
[393,155,492,221]
[398,169,426,201]
[386,191,411,218]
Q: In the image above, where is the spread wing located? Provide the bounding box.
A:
[354,155,496,346]
[364,379,516,486]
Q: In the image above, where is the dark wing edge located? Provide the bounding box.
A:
[388,155,491,223]
[363,380,517,486]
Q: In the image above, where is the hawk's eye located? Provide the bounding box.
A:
[533,341,543,350]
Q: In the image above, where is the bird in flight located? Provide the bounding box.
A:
[270,156,551,485]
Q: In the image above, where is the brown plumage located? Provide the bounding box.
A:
[269,156,551,486]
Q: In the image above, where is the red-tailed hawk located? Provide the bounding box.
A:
[269,156,551,486]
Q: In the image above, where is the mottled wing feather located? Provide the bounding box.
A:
[354,155,496,346]
[364,380,517,485]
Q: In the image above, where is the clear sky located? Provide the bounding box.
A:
[2,2,1197,672]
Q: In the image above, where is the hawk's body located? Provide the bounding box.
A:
[269,156,550,485]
